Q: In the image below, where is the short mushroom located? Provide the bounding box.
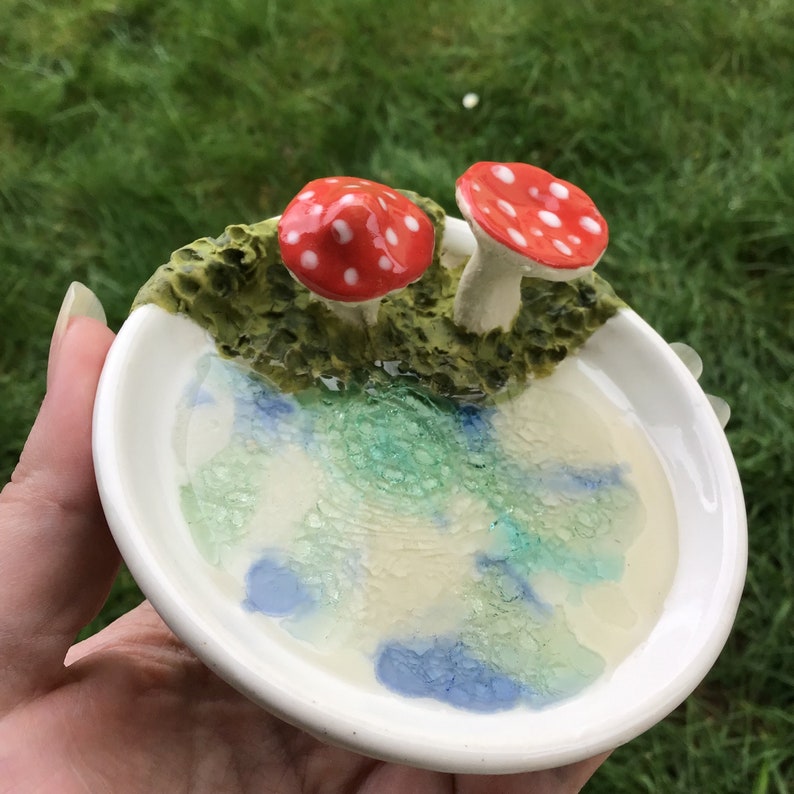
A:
[453,161,609,334]
[277,177,435,326]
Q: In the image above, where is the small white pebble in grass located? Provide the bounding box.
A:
[378,255,392,271]
[549,181,570,200]
[298,190,315,200]
[331,219,353,244]
[538,210,562,228]
[385,227,399,246]
[404,215,420,232]
[579,216,602,234]
[300,250,319,270]
[343,267,359,285]
[553,239,573,256]
[497,199,517,218]
[462,92,480,109]
[285,230,300,244]
[492,164,516,184]
[508,228,528,247]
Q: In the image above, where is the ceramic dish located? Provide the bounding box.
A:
[93,217,746,774]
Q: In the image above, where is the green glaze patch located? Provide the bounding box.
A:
[132,190,624,401]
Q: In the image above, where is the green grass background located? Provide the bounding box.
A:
[1,0,792,789]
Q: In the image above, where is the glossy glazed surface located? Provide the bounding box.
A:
[93,220,746,773]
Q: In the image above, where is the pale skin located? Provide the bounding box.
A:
[0,311,610,793]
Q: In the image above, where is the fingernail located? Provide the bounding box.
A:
[669,342,704,380]
[47,282,107,390]
[706,394,731,429]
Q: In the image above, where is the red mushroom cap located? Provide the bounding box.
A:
[278,177,435,302]
[455,162,608,273]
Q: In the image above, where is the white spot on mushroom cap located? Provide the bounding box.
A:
[580,215,602,234]
[378,197,388,210]
[507,228,528,247]
[538,210,562,228]
[531,228,543,237]
[285,230,300,244]
[339,193,356,206]
[549,181,570,200]
[378,255,392,270]
[472,182,482,192]
[300,250,319,270]
[385,227,399,246]
[529,186,539,198]
[310,204,323,216]
[497,199,517,218]
[343,267,359,285]
[491,164,516,184]
[298,190,316,200]
[544,197,560,212]
[553,239,573,256]
[404,215,420,232]
[568,234,581,245]
[331,219,353,244]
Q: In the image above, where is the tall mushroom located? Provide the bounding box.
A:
[453,162,609,334]
[277,177,435,326]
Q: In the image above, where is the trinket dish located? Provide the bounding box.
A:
[93,211,746,773]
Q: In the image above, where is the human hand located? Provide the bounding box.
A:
[0,284,610,793]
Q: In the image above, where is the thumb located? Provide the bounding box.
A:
[0,284,119,709]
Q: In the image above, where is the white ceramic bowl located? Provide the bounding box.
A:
[93,217,746,773]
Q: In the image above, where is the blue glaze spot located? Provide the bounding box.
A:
[183,375,217,408]
[233,379,298,439]
[543,463,625,493]
[476,554,551,614]
[244,556,313,616]
[191,387,216,407]
[251,387,295,422]
[456,403,493,451]
[375,637,523,712]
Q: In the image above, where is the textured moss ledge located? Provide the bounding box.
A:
[132,192,624,401]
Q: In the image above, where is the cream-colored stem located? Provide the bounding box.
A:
[440,218,475,270]
[319,296,381,326]
[453,246,524,334]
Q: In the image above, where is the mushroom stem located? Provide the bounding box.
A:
[453,242,525,334]
[318,296,381,326]
[439,217,475,270]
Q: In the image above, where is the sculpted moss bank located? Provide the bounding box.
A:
[132,190,623,401]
